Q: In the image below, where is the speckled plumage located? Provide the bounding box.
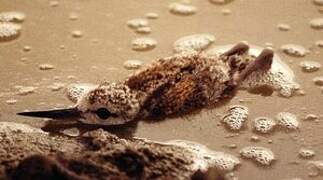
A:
[18,43,274,126]
[125,52,233,117]
[73,43,275,125]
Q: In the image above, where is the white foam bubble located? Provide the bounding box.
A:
[16,86,37,96]
[5,99,17,105]
[49,0,59,7]
[303,114,318,121]
[123,60,143,70]
[315,40,323,47]
[131,37,157,51]
[299,148,315,159]
[250,135,260,142]
[276,112,299,131]
[307,160,323,177]
[310,18,323,29]
[23,45,31,52]
[68,12,79,21]
[135,26,151,34]
[222,105,248,131]
[221,9,232,15]
[39,64,55,70]
[280,44,309,57]
[0,22,21,41]
[299,61,321,72]
[145,12,159,19]
[240,146,275,166]
[127,18,149,29]
[168,2,197,16]
[173,33,216,53]
[167,140,240,173]
[71,30,83,38]
[277,23,291,31]
[253,117,276,134]
[0,11,25,22]
[47,82,65,91]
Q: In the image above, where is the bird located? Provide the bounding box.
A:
[17,42,273,127]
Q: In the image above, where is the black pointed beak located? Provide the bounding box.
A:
[17,107,81,119]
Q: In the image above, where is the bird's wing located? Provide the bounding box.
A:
[125,54,196,94]
[65,83,97,103]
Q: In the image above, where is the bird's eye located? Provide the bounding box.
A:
[95,108,111,120]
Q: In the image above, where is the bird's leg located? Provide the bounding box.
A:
[221,42,250,71]
[232,47,274,85]
[221,41,250,57]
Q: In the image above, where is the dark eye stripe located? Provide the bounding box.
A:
[95,108,111,120]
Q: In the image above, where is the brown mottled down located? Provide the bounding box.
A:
[125,44,272,119]
[126,52,232,117]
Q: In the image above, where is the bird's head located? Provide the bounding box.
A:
[18,82,141,126]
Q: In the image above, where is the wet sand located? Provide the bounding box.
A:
[1,122,229,179]
[1,0,323,179]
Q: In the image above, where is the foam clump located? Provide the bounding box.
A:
[47,82,65,91]
[298,148,315,159]
[173,33,216,53]
[145,12,159,19]
[304,114,318,121]
[277,23,291,31]
[123,60,143,70]
[126,18,152,34]
[0,22,21,41]
[65,83,97,103]
[127,18,148,29]
[280,44,309,57]
[242,47,299,97]
[276,112,299,131]
[222,105,248,131]
[0,122,45,134]
[131,37,157,51]
[167,140,240,173]
[39,63,55,70]
[168,2,197,16]
[16,86,37,96]
[135,26,151,34]
[253,117,276,134]
[299,60,321,73]
[309,18,323,29]
[240,146,275,166]
[0,11,25,42]
[307,160,323,177]
[0,11,25,22]
[207,45,299,97]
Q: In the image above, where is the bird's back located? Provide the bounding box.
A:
[125,52,231,117]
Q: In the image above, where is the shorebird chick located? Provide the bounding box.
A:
[18,42,273,126]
